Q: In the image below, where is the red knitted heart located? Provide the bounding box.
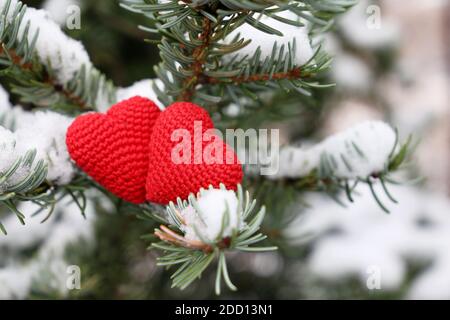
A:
[66,96,161,203]
[146,102,243,204]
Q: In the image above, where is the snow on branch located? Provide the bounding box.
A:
[16,4,90,85]
[223,10,314,68]
[271,121,398,179]
[179,189,244,243]
[0,126,39,191]
[0,0,115,111]
[43,0,81,27]
[280,121,397,179]
[144,184,276,295]
[0,85,77,234]
[284,185,450,299]
[115,79,165,111]
[0,199,96,298]
[0,86,75,185]
[259,121,411,213]
[14,111,75,184]
[122,0,347,106]
[0,0,88,83]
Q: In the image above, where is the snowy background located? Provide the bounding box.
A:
[292,0,450,299]
[0,0,449,299]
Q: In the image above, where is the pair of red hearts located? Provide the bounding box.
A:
[66,96,243,204]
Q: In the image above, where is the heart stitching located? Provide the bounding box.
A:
[66,96,161,203]
[146,102,243,204]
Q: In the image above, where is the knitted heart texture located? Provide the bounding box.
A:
[146,102,243,204]
[66,97,243,205]
[66,96,161,203]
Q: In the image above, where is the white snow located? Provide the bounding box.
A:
[284,185,450,298]
[408,257,450,299]
[42,0,80,26]
[1,88,75,187]
[2,2,115,110]
[268,143,320,179]
[338,0,399,50]
[14,111,75,184]
[1,1,92,85]
[0,85,12,109]
[0,86,14,128]
[0,0,19,20]
[0,126,32,190]
[317,120,396,178]
[314,33,373,92]
[268,121,397,179]
[180,189,243,243]
[223,10,314,66]
[0,265,36,299]
[116,79,165,110]
[1,86,75,190]
[0,198,96,299]
[19,7,91,84]
[0,87,35,191]
[0,201,54,249]
[331,53,373,92]
[0,85,29,130]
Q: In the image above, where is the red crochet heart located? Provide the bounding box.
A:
[66,96,161,203]
[146,102,243,204]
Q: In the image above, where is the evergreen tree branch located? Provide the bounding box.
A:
[177,16,214,101]
[205,66,305,84]
[0,45,89,110]
[0,0,116,112]
[0,46,33,70]
[123,0,353,105]
[248,132,415,214]
[142,184,277,294]
[0,164,92,235]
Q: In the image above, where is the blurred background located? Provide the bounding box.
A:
[1,0,449,299]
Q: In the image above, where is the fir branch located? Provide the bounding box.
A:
[0,45,33,70]
[251,134,415,214]
[206,66,305,84]
[140,184,277,294]
[123,0,352,105]
[0,148,50,234]
[0,169,92,235]
[0,0,116,112]
[177,16,214,101]
[0,98,93,234]
[0,45,89,110]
